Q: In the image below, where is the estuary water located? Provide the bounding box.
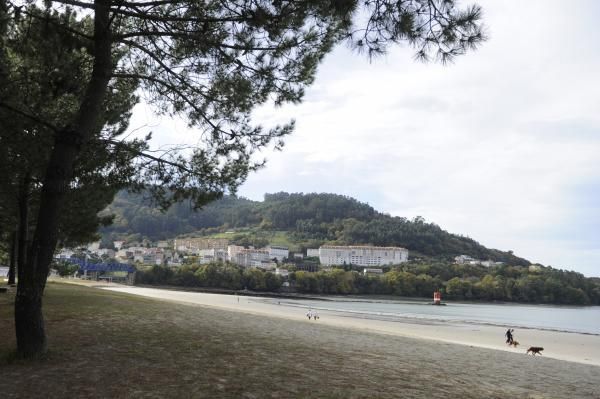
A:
[264,297,600,335]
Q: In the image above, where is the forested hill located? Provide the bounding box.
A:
[101,191,530,266]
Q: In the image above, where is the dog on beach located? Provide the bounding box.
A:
[508,340,519,348]
[526,346,544,355]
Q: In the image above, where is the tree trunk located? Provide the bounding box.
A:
[14,173,45,355]
[7,230,16,285]
[16,175,29,284]
[14,0,114,358]
[14,285,46,357]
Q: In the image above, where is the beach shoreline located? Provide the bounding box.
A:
[100,284,600,367]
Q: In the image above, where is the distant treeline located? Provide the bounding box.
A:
[136,263,282,292]
[102,191,529,265]
[136,261,600,305]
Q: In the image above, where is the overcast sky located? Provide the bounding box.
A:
[130,0,600,277]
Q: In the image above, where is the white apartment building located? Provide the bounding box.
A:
[319,245,408,267]
[174,238,229,253]
[227,245,244,262]
[268,246,289,261]
[235,249,271,268]
[198,248,227,264]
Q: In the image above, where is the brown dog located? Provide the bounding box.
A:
[508,340,519,348]
[526,346,544,355]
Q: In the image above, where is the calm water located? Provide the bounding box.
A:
[263,297,600,335]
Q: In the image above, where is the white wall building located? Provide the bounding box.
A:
[454,255,476,264]
[268,246,289,261]
[235,249,271,268]
[174,238,228,253]
[319,245,408,267]
[227,245,245,262]
[198,248,227,264]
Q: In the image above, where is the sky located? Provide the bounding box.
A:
[128,0,600,277]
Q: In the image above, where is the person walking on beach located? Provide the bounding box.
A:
[307,309,312,320]
[505,328,513,344]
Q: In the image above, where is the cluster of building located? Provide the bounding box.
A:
[56,237,411,274]
[56,240,177,266]
[174,238,290,270]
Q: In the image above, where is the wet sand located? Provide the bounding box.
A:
[102,285,600,367]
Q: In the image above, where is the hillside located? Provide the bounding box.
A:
[100,191,530,266]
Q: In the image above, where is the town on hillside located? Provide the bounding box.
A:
[53,236,516,283]
[55,238,413,279]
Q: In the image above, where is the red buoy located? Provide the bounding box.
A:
[433,290,442,305]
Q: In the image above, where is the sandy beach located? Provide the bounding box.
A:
[102,284,600,367]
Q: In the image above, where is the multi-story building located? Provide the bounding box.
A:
[174,238,229,253]
[268,246,289,261]
[319,245,408,267]
[235,249,271,268]
[227,245,244,262]
[198,248,228,264]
